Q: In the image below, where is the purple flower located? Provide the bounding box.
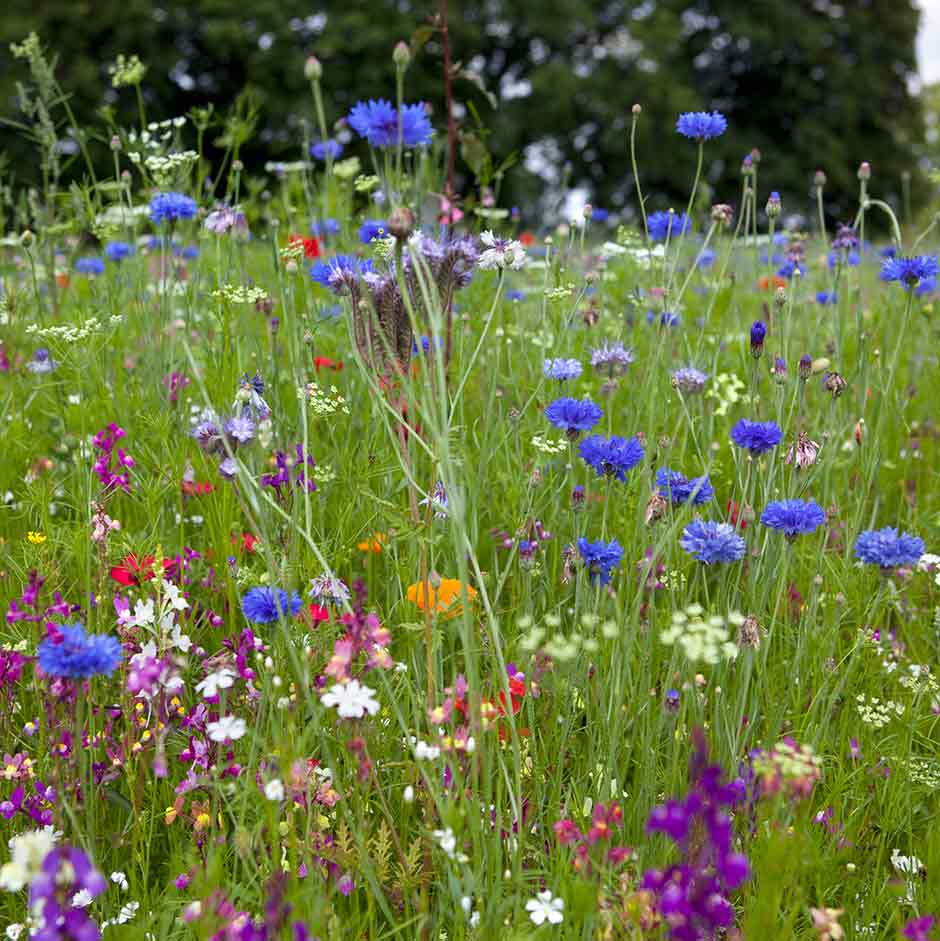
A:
[672,366,708,394]
[730,419,783,454]
[579,435,644,481]
[576,537,623,585]
[760,499,826,540]
[675,111,728,140]
[680,520,746,564]
[544,397,602,438]
[655,468,714,506]
[543,358,583,382]
[647,211,690,242]
[854,527,924,569]
[310,254,374,295]
[150,191,197,224]
[880,255,938,289]
[347,99,433,148]
[310,138,343,161]
[29,846,106,941]
[241,587,303,624]
[903,915,936,941]
[38,624,122,678]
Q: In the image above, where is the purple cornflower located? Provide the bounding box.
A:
[310,138,343,161]
[38,623,123,678]
[576,537,623,585]
[104,241,134,261]
[880,255,939,289]
[578,434,645,481]
[648,211,690,242]
[903,916,936,941]
[25,348,58,374]
[776,258,805,279]
[760,499,826,540]
[150,191,197,224]
[544,397,602,438]
[74,257,104,275]
[816,291,837,305]
[680,520,746,564]
[241,587,303,624]
[29,846,107,941]
[358,219,387,244]
[261,444,317,500]
[310,254,374,295]
[543,358,583,382]
[655,468,714,506]
[675,111,728,140]
[347,99,433,148]
[730,419,783,454]
[854,527,924,569]
[750,320,766,358]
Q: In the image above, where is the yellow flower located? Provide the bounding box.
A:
[26,532,46,545]
[406,577,477,619]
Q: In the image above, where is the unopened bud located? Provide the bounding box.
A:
[775,287,786,307]
[304,56,322,81]
[387,206,415,241]
[711,203,734,226]
[20,229,35,247]
[814,169,827,188]
[765,191,781,219]
[857,162,871,181]
[750,148,762,164]
[232,159,243,173]
[393,41,411,68]
[582,203,593,220]
[110,135,122,152]
[798,354,812,381]
[631,103,642,115]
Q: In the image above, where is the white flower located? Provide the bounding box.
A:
[206,715,247,743]
[170,621,192,653]
[72,889,93,908]
[320,680,380,719]
[110,871,129,891]
[0,827,58,892]
[414,741,441,761]
[264,779,285,802]
[478,230,526,271]
[196,669,237,699]
[403,785,415,803]
[432,827,457,858]
[119,598,155,629]
[6,925,25,940]
[526,890,564,926]
[163,580,189,611]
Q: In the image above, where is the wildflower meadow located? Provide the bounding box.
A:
[2,25,940,941]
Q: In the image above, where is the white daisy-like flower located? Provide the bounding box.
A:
[264,779,286,802]
[525,890,564,926]
[196,668,237,699]
[478,230,526,271]
[320,680,380,719]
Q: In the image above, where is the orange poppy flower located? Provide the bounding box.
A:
[406,578,477,618]
[757,275,787,291]
[357,532,386,553]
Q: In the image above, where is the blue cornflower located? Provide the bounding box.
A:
[731,419,783,454]
[854,527,924,569]
[38,623,122,678]
[74,257,104,275]
[675,111,728,140]
[358,219,388,244]
[697,248,716,268]
[544,397,602,437]
[104,241,134,262]
[880,246,897,259]
[180,245,199,259]
[505,289,526,302]
[579,434,645,482]
[647,211,691,242]
[760,499,826,540]
[828,248,860,269]
[776,259,806,279]
[816,291,837,305]
[576,537,624,585]
[310,219,340,237]
[655,468,714,506]
[750,320,766,356]
[150,191,198,224]
[310,138,343,161]
[413,335,442,355]
[647,310,680,327]
[880,256,939,289]
[347,99,433,148]
[543,358,583,382]
[680,520,746,564]
[672,366,709,394]
[309,254,374,294]
[591,208,609,222]
[916,278,937,297]
[241,587,303,624]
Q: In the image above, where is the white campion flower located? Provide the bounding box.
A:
[526,890,564,926]
[0,827,59,892]
[414,741,441,761]
[195,668,237,699]
[478,230,526,271]
[206,715,247,743]
[432,827,457,859]
[320,680,380,719]
[264,779,286,802]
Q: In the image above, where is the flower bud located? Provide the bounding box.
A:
[110,135,122,152]
[393,41,411,68]
[711,203,734,226]
[857,161,871,181]
[750,320,766,359]
[582,204,593,220]
[765,191,781,219]
[304,56,322,81]
[814,169,827,188]
[632,103,642,115]
[232,159,243,173]
[20,229,35,247]
[387,206,415,241]
[798,354,812,381]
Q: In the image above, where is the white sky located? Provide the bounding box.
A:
[918,0,940,83]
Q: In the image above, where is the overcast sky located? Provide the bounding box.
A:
[918,0,940,83]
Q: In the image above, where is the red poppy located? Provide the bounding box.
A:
[110,554,176,586]
[313,356,344,372]
[181,479,213,497]
[309,603,330,624]
[726,501,750,530]
[498,677,527,717]
[288,234,322,259]
[231,532,260,554]
[519,232,536,247]
[757,275,787,291]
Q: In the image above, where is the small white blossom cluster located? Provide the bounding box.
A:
[109,53,147,87]
[855,694,905,729]
[297,381,349,416]
[518,613,617,662]
[706,372,746,417]
[211,284,268,305]
[138,150,199,185]
[660,605,741,665]
[25,315,123,343]
[530,434,567,455]
[545,283,575,301]
[0,826,59,892]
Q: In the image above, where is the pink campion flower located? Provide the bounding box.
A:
[587,802,624,845]
[90,501,120,544]
[438,197,464,225]
[553,819,583,846]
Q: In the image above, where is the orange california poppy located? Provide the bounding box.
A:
[357,532,386,554]
[757,275,787,291]
[406,578,477,619]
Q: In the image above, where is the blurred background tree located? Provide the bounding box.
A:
[0,0,930,227]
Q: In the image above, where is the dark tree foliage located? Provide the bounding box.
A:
[0,0,924,224]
